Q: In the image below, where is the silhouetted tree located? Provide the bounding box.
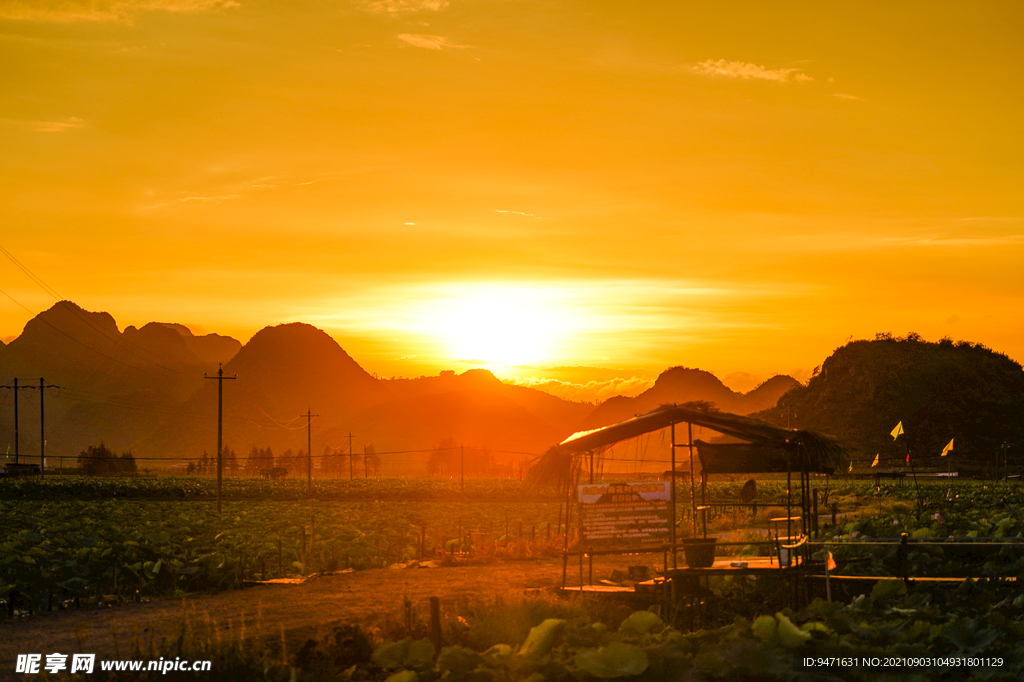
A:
[427,437,458,476]
[364,444,381,476]
[78,443,137,476]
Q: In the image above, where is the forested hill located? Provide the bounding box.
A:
[758,334,1024,466]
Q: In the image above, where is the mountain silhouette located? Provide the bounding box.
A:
[356,369,593,468]
[580,366,799,430]
[140,322,391,459]
[0,302,240,459]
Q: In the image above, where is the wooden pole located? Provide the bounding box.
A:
[204,365,235,514]
[429,597,442,649]
[688,422,696,536]
[671,422,677,568]
[301,528,307,575]
[310,515,316,573]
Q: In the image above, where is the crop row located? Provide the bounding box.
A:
[0,498,565,616]
[0,475,565,502]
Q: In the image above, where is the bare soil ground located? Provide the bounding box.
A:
[0,556,657,663]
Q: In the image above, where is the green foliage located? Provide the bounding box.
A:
[758,335,1024,464]
[574,641,649,678]
[0,492,565,614]
[0,475,562,502]
[617,610,663,636]
[517,618,566,656]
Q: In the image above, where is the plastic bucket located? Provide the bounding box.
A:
[683,538,717,568]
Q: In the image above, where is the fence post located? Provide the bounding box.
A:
[429,597,442,650]
[812,489,819,538]
[898,533,909,585]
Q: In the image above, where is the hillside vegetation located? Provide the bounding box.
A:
[759,334,1024,466]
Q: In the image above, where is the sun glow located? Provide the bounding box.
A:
[422,286,571,366]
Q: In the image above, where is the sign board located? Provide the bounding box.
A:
[578,481,671,547]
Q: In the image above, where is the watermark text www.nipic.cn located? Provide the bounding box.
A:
[16,654,213,674]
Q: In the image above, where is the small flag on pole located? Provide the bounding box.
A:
[906,450,911,464]
[848,460,853,473]
[871,453,879,467]
[891,421,904,440]
[827,551,837,571]
[941,438,954,457]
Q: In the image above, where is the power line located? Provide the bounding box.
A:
[0,245,188,376]
[0,244,63,300]
[1,289,148,372]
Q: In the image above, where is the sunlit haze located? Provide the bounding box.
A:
[1,1,1021,402]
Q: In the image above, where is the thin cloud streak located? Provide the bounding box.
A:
[3,116,85,132]
[693,59,814,83]
[0,0,238,22]
[397,33,471,51]
[356,0,448,15]
[773,232,1024,253]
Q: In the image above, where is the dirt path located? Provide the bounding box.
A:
[0,556,653,665]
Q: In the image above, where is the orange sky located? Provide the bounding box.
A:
[1,1,1021,401]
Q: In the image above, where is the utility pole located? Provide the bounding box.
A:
[348,431,354,480]
[22,379,59,478]
[204,364,236,513]
[301,409,318,495]
[363,445,368,478]
[0,379,24,465]
[461,444,464,492]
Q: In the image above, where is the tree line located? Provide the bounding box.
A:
[186,444,381,477]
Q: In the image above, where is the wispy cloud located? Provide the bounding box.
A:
[0,0,238,22]
[693,59,814,83]
[896,235,1024,248]
[496,209,546,220]
[356,0,448,14]
[3,116,85,132]
[31,117,84,132]
[397,33,470,51]
[141,169,388,211]
[832,93,863,101]
[775,231,1024,253]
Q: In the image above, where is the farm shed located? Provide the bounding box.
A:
[527,402,843,582]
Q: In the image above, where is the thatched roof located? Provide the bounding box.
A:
[526,403,842,486]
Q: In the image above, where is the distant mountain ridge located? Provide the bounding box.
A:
[0,301,241,458]
[2,301,804,472]
[580,366,800,430]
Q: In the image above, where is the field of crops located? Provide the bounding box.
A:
[6,475,1024,679]
[0,475,563,502]
[0,474,800,616]
[1,482,569,615]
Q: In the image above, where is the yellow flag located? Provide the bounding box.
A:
[941,438,954,457]
[891,421,904,439]
[871,453,879,467]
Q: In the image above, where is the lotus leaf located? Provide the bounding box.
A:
[574,641,649,678]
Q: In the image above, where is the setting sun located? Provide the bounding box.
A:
[421,286,570,367]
